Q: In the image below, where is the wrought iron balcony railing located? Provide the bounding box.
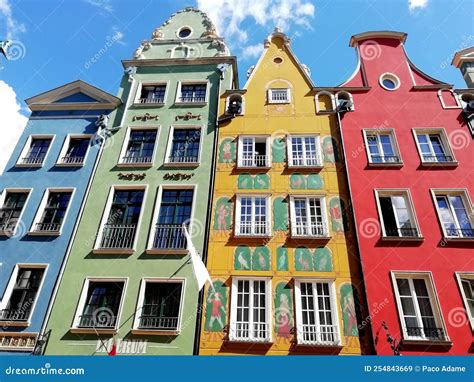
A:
[0,308,30,322]
[138,97,164,104]
[20,156,45,165]
[138,315,179,331]
[178,96,206,103]
[298,324,340,346]
[0,216,17,233]
[371,155,401,163]
[385,227,419,238]
[60,156,85,165]
[239,154,269,167]
[152,224,187,250]
[292,221,327,237]
[289,154,321,167]
[99,224,137,249]
[237,221,269,236]
[445,227,474,238]
[121,155,153,164]
[167,155,199,164]
[230,321,271,343]
[34,222,62,232]
[406,326,446,340]
[422,154,454,163]
[78,314,117,329]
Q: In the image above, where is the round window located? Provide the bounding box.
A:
[178,27,192,39]
[273,57,283,64]
[379,73,400,91]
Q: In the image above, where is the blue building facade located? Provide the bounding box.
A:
[0,80,121,354]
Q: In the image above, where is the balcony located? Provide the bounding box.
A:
[422,154,454,163]
[445,227,474,239]
[230,322,271,343]
[405,326,446,341]
[138,315,179,331]
[239,154,269,168]
[166,155,199,165]
[384,227,420,239]
[297,324,340,346]
[98,224,137,252]
[0,308,31,323]
[138,97,164,104]
[120,155,153,165]
[370,155,402,164]
[33,222,62,234]
[59,156,85,165]
[18,156,45,166]
[291,221,328,238]
[149,224,187,254]
[78,314,117,329]
[177,96,206,103]
[237,221,269,237]
[289,154,321,167]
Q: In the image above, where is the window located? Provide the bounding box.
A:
[392,273,447,341]
[288,135,322,167]
[58,136,90,165]
[294,280,340,346]
[96,188,145,251]
[335,91,354,111]
[268,88,290,104]
[149,189,193,252]
[120,128,157,165]
[363,130,402,164]
[166,127,201,164]
[235,196,270,236]
[17,136,53,166]
[414,129,456,164]
[456,273,474,329]
[137,84,166,104]
[375,190,420,238]
[176,83,207,103]
[73,279,126,330]
[237,136,270,168]
[134,280,184,333]
[31,190,73,234]
[290,196,328,237]
[315,92,335,113]
[230,278,271,342]
[379,73,400,91]
[433,190,473,239]
[226,94,244,115]
[0,190,30,235]
[177,27,192,39]
[0,267,45,324]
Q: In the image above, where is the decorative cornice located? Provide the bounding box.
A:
[164,172,194,181]
[118,172,146,181]
[132,113,159,122]
[175,112,201,121]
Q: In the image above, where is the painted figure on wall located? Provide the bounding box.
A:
[340,284,359,339]
[205,281,227,332]
[329,197,345,232]
[314,247,333,272]
[273,197,288,231]
[276,246,288,271]
[218,138,236,163]
[290,174,305,189]
[275,282,293,338]
[213,197,232,231]
[237,174,252,189]
[294,247,313,271]
[234,246,251,270]
[254,174,269,189]
[252,246,270,271]
[322,136,339,163]
[306,174,324,189]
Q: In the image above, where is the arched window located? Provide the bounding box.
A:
[315,91,335,113]
[335,91,354,112]
[226,94,245,115]
[438,89,461,109]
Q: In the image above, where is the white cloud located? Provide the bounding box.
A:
[242,44,263,59]
[0,0,26,39]
[84,0,114,14]
[110,26,125,45]
[197,0,315,55]
[408,0,428,11]
[0,81,28,175]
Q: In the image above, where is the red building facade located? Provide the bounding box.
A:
[337,32,473,354]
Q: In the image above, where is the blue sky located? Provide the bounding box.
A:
[0,0,472,171]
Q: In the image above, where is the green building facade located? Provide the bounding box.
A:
[44,8,237,355]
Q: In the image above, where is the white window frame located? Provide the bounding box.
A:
[374,189,422,240]
[315,91,336,114]
[362,129,403,166]
[164,125,203,166]
[225,93,245,115]
[56,134,93,167]
[438,89,462,109]
[379,72,401,91]
[0,188,32,236]
[455,272,474,331]
[235,194,271,237]
[28,187,76,236]
[412,128,457,165]
[15,135,55,168]
[294,279,341,346]
[267,88,291,104]
[430,188,474,240]
[175,81,209,105]
[146,184,197,254]
[237,135,271,168]
[289,195,329,238]
[134,81,169,106]
[229,277,272,343]
[71,277,128,333]
[391,271,449,343]
[0,264,48,327]
[132,277,186,335]
[93,185,148,254]
[287,134,323,168]
[117,126,160,167]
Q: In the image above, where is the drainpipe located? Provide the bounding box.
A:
[336,109,376,355]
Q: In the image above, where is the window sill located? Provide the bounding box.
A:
[296,341,342,348]
[131,329,180,336]
[236,165,271,170]
[442,236,474,242]
[0,320,30,327]
[228,337,273,344]
[70,327,117,335]
[174,101,207,106]
[288,164,323,169]
[234,233,272,239]
[420,161,458,167]
[368,162,403,167]
[14,163,43,168]
[55,162,85,168]
[291,234,331,240]
[116,162,153,168]
[145,248,188,255]
[268,101,290,105]
[0,230,18,236]
[163,162,200,168]
[381,236,424,242]
[27,230,61,237]
[132,102,165,107]
[92,248,135,255]
[401,338,453,347]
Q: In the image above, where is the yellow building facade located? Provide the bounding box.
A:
[199,29,371,355]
